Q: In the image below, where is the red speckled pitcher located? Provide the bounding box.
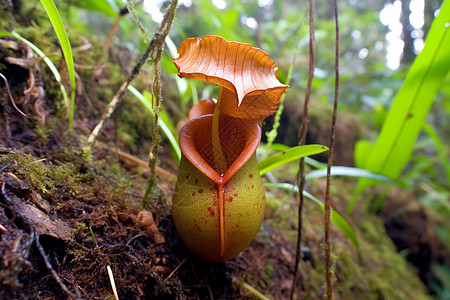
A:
[172,114,265,262]
[171,36,288,261]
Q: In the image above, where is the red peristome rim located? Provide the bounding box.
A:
[179,115,261,185]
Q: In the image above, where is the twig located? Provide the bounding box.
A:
[165,257,186,280]
[96,7,128,68]
[235,279,271,300]
[142,0,178,208]
[112,148,176,181]
[291,1,315,299]
[35,232,81,300]
[85,1,178,156]
[324,0,340,299]
[127,0,146,35]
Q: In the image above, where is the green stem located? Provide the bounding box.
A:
[212,87,227,175]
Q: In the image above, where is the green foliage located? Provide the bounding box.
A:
[2,0,447,296]
[431,263,450,300]
[70,0,117,16]
[40,0,76,131]
[258,145,329,176]
[354,0,450,182]
[268,144,328,169]
[351,0,450,213]
[127,85,181,162]
[165,36,199,108]
[264,182,359,250]
[182,0,249,42]
[423,122,450,182]
[306,166,407,188]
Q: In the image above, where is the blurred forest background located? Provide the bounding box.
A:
[1,0,450,299]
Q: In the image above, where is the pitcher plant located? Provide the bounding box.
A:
[172,36,288,262]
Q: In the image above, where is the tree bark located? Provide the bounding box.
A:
[400,0,415,64]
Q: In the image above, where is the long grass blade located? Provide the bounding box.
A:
[0,30,69,113]
[306,166,407,188]
[258,144,328,176]
[127,85,181,161]
[356,1,450,181]
[264,182,359,250]
[423,122,450,182]
[268,143,328,169]
[40,0,76,130]
[78,0,117,15]
[351,1,450,214]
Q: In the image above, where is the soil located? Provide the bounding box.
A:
[0,3,445,300]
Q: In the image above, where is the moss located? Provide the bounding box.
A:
[245,272,255,283]
[265,263,274,278]
[0,149,115,206]
[0,3,438,298]
[262,193,433,300]
[355,217,431,299]
[317,215,432,300]
[265,195,284,212]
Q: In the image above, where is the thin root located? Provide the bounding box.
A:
[0,72,29,118]
[35,232,81,300]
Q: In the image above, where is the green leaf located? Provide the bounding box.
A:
[423,122,450,182]
[75,0,117,16]
[269,143,290,152]
[166,36,194,106]
[264,182,360,250]
[359,1,450,180]
[268,143,327,169]
[306,166,407,188]
[351,1,450,214]
[161,53,179,74]
[40,0,76,130]
[127,85,181,162]
[354,140,373,169]
[258,145,328,175]
[304,157,327,169]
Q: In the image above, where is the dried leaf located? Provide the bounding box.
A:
[16,201,71,240]
[173,36,288,120]
[136,210,165,244]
